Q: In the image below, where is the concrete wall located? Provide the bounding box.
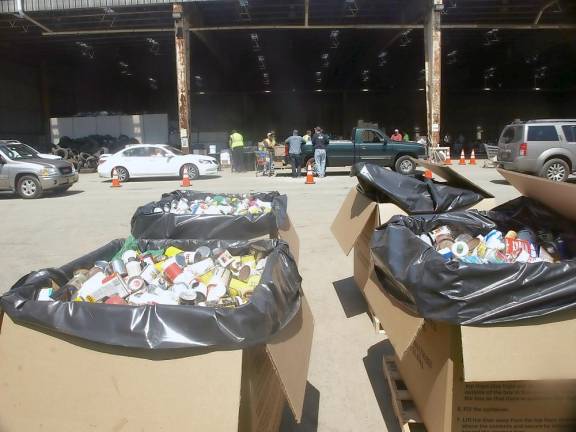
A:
[0,61,46,149]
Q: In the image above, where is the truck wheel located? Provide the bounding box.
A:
[17,175,43,199]
[540,159,569,182]
[394,156,416,175]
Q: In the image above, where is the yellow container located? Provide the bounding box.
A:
[165,246,184,257]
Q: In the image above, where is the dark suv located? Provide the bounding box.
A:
[497,119,576,182]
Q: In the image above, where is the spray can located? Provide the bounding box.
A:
[126,260,142,278]
[111,259,128,277]
[206,268,231,302]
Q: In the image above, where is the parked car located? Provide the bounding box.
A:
[1,140,61,160]
[497,119,576,182]
[299,127,427,175]
[98,144,219,182]
[0,141,78,199]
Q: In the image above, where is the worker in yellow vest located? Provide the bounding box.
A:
[229,130,245,172]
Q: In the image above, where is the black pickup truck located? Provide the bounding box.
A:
[300,127,427,175]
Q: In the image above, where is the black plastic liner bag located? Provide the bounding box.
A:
[371,196,576,325]
[131,190,288,239]
[351,162,485,214]
[0,238,302,350]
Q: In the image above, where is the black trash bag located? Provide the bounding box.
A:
[351,162,485,214]
[0,238,302,350]
[131,190,288,240]
[371,196,576,325]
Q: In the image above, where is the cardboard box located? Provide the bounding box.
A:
[364,169,576,432]
[0,297,313,432]
[331,160,495,291]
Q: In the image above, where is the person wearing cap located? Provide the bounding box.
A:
[311,126,330,178]
[285,130,305,178]
[390,129,403,141]
[229,129,245,172]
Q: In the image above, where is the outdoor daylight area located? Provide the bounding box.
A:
[1,1,576,431]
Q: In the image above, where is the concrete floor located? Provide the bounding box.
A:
[0,164,521,431]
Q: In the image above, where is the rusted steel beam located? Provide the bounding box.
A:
[424,0,442,148]
[174,3,190,154]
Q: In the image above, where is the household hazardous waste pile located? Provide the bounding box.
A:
[153,194,273,216]
[422,225,574,264]
[40,245,267,307]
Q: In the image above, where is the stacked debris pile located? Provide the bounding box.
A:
[51,135,139,170]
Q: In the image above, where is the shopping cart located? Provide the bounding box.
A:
[483,144,499,168]
[255,150,275,176]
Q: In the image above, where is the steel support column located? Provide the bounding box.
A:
[424,0,442,148]
[174,3,191,154]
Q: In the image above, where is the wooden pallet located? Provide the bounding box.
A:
[382,356,427,432]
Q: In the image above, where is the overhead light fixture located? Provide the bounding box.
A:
[378,51,387,66]
[264,90,271,93]
[321,53,330,67]
[533,65,548,89]
[315,89,323,93]
[361,88,370,92]
[76,41,95,59]
[399,30,412,47]
[148,77,158,90]
[483,66,496,89]
[239,0,251,21]
[257,55,266,70]
[194,75,203,88]
[447,50,458,65]
[361,69,370,82]
[250,33,260,51]
[315,71,322,83]
[330,30,340,49]
[483,29,499,46]
[483,87,492,91]
[197,91,206,95]
[418,88,425,91]
[344,0,359,17]
[533,87,541,91]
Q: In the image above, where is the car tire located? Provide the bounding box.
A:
[394,155,416,175]
[17,175,43,199]
[540,159,569,182]
[181,164,199,180]
[114,166,130,182]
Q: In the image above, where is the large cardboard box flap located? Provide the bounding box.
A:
[266,296,314,422]
[498,168,576,221]
[363,271,423,356]
[415,158,494,199]
[278,214,300,263]
[331,187,378,255]
[460,312,576,382]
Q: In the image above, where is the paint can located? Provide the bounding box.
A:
[179,290,197,305]
[94,260,111,273]
[126,260,142,278]
[111,259,128,277]
[206,268,231,302]
[127,276,147,294]
[122,250,138,264]
[228,278,251,297]
[140,264,160,285]
[164,262,183,283]
[195,246,212,262]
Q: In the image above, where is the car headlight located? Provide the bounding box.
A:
[41,167,58,176]
[198,159,213,165]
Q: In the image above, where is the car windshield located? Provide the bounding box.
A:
[0,143,38,159]
[165,146,183,155]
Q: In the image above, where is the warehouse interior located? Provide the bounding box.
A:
[1,0,575,152]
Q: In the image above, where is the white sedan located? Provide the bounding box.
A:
[98,144,219,182]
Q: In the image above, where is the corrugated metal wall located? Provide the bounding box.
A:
[0,0,213,13]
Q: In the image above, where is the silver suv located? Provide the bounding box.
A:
[0,141,78,199]
[497,119,576,182]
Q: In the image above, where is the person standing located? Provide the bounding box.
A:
[303,129,312,144]
[263,132,276,175]
[312,126,329,178]
[403,132,410,141]
[390,129,403,141]
[229,130,244,172]
[285,130,305,178]
[455,133,465,156]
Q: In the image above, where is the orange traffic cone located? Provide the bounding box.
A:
[111,168,121,188]
[181,166,191,187]
[444,151,452,165]
[305,162,315,185]
[424,169,433,179]
[458,149,466,165]
[469,149,476,165]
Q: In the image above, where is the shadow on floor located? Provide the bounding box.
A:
[364,340,402,432]
[280,382,320,432]
[333,277,368,319]
[490,179,510,185]
[101,175,221,184]
[0,189,84,200]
